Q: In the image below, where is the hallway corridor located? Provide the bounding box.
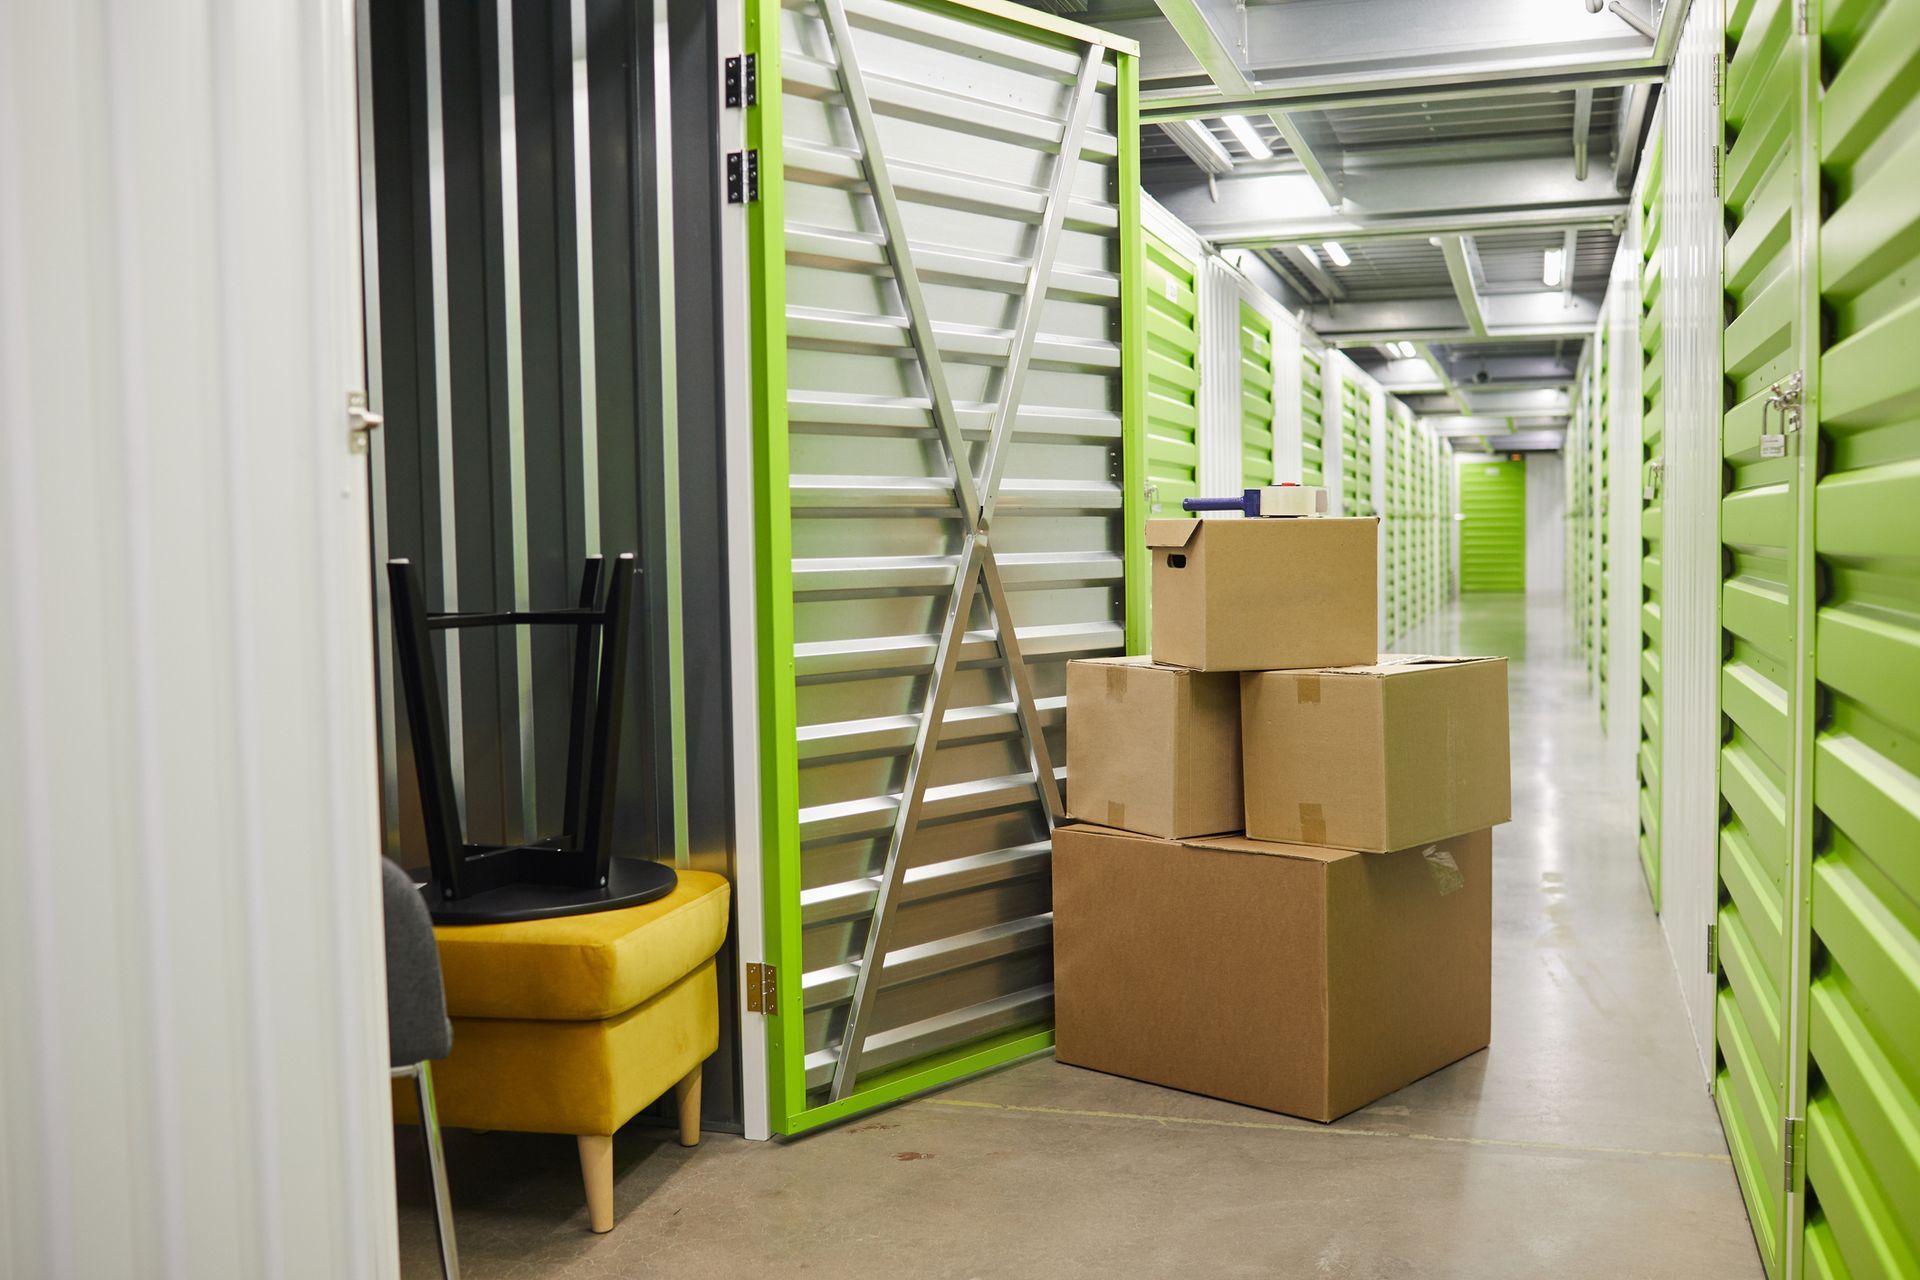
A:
[398,596,1763,1279]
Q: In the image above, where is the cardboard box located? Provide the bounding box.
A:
[1146,516,1379,672]
[1053,824,1492,1122]
[1065,657,1242,839]
[1241,655,1511,852]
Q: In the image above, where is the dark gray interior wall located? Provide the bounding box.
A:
[363,0,743,1130]
[664,0,744,1129]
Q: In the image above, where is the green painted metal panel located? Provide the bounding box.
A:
[1339,378,1372,515]
[747,0,1139,1134]
[1300,346,1325,486]
[1239,301,1276,486]
[1143,232,1201,520]
[1716,0,1811,1266]
[1639,118,1666,911]
[1457,459,1526,592]
[1802,0,1920,1271]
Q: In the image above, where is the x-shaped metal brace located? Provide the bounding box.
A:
[817,0,1105,1102]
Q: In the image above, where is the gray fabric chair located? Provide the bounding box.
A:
[384,858,459,1279]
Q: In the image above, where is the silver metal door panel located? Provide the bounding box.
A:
[776,0,1126,1110]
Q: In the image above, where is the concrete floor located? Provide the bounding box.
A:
[397,595,1764,1279]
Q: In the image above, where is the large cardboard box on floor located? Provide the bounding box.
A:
[1146,516,1379,672]
[1065,656,1241,839]
[1241,655,1511,852]
[1053,825,1492,1122]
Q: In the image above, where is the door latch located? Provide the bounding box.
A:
[1758,371,1803,459]
[347,390,384,455]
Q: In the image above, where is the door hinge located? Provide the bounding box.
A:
[1711,146,1722,199]
[1706,922,1718,973]
[1783,1115,1804,1186]
[745,962,777,1013]
[726,149,759,204]
[724,53,757,108]
[1709,58,1721,110]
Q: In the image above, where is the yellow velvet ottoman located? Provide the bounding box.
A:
[395,869,730,1232]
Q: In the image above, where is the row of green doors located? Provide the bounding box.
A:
[1707,0,1920,1272]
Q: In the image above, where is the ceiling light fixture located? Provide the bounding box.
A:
[1543,246,1566,288]
[1220,115,1272,161]
[1321,241,1351,268]
[1297,243,1322,268]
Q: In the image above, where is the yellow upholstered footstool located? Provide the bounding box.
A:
[394,870,730,1232]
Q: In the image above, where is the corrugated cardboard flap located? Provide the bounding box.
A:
[1184,833,1359,865]
[1291,653,1503,679]
[1145,518,1204,549]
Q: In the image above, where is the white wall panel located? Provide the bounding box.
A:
[1198,255,1244,505]
[1607,240,1646,780]
[1658,3,1724,1079]
[1526,452,1567,596]
[0,3,397,1276]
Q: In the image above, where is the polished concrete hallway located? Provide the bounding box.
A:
[398,595,1763,1279]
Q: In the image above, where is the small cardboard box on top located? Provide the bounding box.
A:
[1053,824,1493,1123]
[1065,656,1241,840]
[1241,654,1511,852]
[1146,516,1379,672]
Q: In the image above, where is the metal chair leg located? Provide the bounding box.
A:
[412,1062,461,1280]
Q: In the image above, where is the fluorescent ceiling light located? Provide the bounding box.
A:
[1321,241,1351,268]
[1392,341,1417,359]
[1221,115,1271,161]
[1296,243,1322,268]
[1543,246,1566,288]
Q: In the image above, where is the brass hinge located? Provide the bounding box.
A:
[1706,922,1719,973]
[745,962,777,1013]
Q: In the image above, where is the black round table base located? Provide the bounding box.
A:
[423,857,677,925]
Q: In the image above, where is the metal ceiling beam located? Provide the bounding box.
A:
[1439,236,1488,338]
[1276,245,1344,300]
[1572,86,1594,180]
[1144,0,1345,205]
[1158,119,1234,175]
[1413,341,1467,413]
[1150,154,1628,247]
[1611,81,1654,191]
[1138,65,1664,122]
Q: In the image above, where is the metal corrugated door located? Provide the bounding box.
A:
[1144,232,1201,519]
[1639,122,1666,911]
[749,0,1137,1133]
[1598,327,1612,721]
[1340,375,1371,515]
[1458,458,1526,592]
[1717,0,1812,1265]
[1239,300,1277,486]
[1802,2,1920,1273]
[1300,345,1326,486]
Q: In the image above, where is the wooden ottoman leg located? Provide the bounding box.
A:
[576,1134,614,1233]
[674,1063,703,1147]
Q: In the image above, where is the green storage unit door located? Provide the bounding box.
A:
[1638,121,1665,911]
[1144,233,1202,521]
[1457,458,1526,592]
[1240,301,1276,486]
[1340,380,1372,515]
[1717,0,1809,1266]
[1804,2,1920,1274]
[1597,333,1612,724]
[1300,347,1325,486]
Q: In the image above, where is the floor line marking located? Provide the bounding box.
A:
[919,1097,1732,1164]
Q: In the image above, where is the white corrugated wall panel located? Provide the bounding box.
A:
[1657,7,1723,1079]
[1608,237,1646,783]
[0,3,397,1276]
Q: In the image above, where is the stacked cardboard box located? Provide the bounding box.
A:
[1055,513,1511,1122]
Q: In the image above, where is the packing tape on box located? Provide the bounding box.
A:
[1106,663,1129,698]
[1299,802,1326,844]
[1295,676,1321,704]
[1106,800,1125,829]
[1423,845,1464,895]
